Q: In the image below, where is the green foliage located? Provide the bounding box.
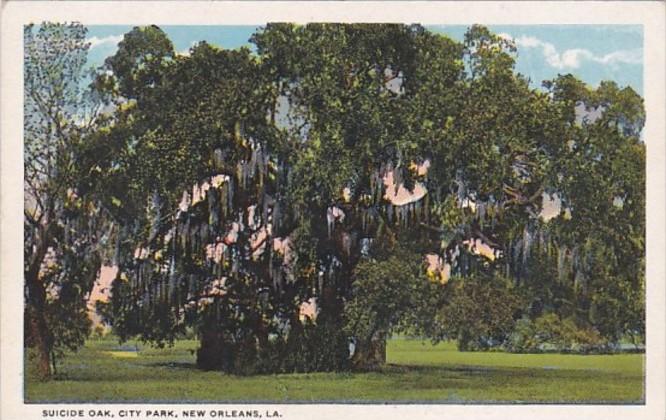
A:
[344,248,426,340]
[506,314,607,354]
[100,25,175,100]
[590,273,645,345]
[342,247,445,368]
[435,275,526,351]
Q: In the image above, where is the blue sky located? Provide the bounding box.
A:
[86,24,643,94]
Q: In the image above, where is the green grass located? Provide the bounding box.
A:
[25,337,644,403]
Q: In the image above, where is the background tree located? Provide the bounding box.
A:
[24,22,113,379]
[530,76,645,347]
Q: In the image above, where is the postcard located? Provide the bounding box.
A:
[1,1,665,420]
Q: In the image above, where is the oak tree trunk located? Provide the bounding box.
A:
[196,326,232,372]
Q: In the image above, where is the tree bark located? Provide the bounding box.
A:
[25,271,52,380]
[25,221,54,380]
[196,326,231,371]
[351,331,387,371]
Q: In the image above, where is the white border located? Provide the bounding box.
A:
[2,2,664,420]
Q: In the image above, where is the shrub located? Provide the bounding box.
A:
[505,317,542,353]
[436,275,525,351]
[506,313,608,353]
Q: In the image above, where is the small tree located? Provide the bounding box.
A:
[343,246,436,369]
[436,275,526,351]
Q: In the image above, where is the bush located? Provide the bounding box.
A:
[506,314,608,353]
[92,325,108,340]
[505,317,542,353]
[436,275,525,351]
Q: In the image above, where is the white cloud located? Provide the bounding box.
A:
[87,35,123,50]
[499,33,642,69]
[176,41,198,57]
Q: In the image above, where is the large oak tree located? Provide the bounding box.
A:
[26,23,644,375]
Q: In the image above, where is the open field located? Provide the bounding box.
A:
[25,337,645,403]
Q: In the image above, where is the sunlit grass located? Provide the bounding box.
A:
[104,351,139,358]
[25,337,644,403]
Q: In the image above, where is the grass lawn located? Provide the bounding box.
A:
[25,337,644,403]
